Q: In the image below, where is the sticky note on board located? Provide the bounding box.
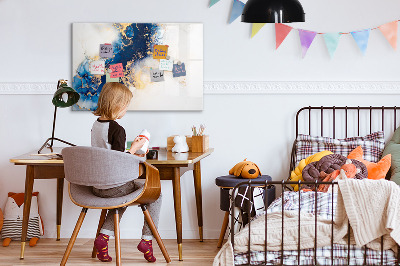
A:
[159,59,173,71]
[89,60,105,75]
[150,69,165,82]
[153,45,169,59]
[106,72,119,82]
[109,63,124,78]
[100,44,113,58]
[172,63,186,77]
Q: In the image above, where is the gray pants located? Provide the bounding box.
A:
[92,180,162,240]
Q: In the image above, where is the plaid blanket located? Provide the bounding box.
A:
[234,191,397,265]
[234,244,397,265]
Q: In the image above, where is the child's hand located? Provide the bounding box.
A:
[129,137,147,155]
[134,149,149,157]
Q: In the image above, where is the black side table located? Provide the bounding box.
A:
[215,175,275,248]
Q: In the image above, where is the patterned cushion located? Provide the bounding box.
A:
[295,131,385,166]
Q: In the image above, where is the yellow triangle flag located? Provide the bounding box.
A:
[251,23,266,38]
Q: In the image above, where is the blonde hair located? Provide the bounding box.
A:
[93,82,133,120]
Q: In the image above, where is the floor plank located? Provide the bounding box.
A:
[0,239,221,265]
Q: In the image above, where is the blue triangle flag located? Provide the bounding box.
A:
[323,33,341,58]
[209,0,221,7]
[229,0,245,23]
[351,29,370,55]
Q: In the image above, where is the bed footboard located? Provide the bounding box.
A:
[230,180,400,266]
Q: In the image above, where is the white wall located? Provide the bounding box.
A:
[1,0,400,239]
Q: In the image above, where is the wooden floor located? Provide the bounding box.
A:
[0,239,221,265]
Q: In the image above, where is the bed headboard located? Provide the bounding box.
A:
[290,106,400,179]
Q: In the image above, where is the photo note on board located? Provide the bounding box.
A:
[90,60,105,75]
[109,63,124,78]
[173,62,186,77]
[153,45,169,59]
[150,69,165,82]
[100,44,113,58]
[159,59,174,71]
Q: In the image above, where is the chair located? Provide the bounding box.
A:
[60,146,171,265]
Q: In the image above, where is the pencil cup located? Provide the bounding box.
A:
[191,135,209,153]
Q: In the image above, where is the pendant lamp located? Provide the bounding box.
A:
[38,79,80,154]
[242,0,305,23]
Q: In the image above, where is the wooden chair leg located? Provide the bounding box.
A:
[91,209,108,258]
[217,211,230,248]
[60,208,88,266]
[141,205,171,263]
[114,210,121,266]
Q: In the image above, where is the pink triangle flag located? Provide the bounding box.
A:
[275,23,293,49]
[378,21,398,50]
[298,29,317,58]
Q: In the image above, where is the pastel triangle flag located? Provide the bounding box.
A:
[323,33,341,58]
[378,21,397,50]
[351,29,370,55]
[298,29,317,58]
[275,23,293,49]
[251,23,266,38]
[229,0,245,24]
[209,0,220,7]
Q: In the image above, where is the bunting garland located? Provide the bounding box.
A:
[323,33,341,58]
[298,30,317,58]
[209,0,220,8]
[378,21,397,50]
[229,0,245,24]
[275,23,292,49]
[208,2,399,58]
[351,29,370,55]
[251,23,266,38]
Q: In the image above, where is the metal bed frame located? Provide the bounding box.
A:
[230,106,400,266]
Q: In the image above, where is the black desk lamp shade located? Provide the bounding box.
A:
[38,80,80,154]
[241,0,305,23]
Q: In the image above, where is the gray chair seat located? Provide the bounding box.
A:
[69,180,145,208]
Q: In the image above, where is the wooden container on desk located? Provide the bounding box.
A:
[191,135,209,153]
[167,136,192,151]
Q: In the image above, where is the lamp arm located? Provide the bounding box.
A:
[50,105,58,148]
[37,105,76,154]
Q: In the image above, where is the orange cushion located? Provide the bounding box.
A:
[347,146,391,180]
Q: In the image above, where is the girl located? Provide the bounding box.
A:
[91,82,161,263]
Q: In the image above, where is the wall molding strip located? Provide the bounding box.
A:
[0,81,399,95]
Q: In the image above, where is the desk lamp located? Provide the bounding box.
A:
[241,0,305,23]
[38,79,80,154]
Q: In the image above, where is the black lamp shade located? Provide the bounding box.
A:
[242,0,305,23]
[52,84,80,108]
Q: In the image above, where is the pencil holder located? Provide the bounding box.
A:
[191,135,209,153]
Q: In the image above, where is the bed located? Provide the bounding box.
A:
[214,106,400,266]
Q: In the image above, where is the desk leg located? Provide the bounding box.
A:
[172,167,183,261]
[20,165,34,259]
[56,178,64,241]
[193,161,203,242]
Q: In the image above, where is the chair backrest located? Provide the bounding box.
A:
[62,146,145,188]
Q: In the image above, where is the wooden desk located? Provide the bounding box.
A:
[10,147,213,261]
